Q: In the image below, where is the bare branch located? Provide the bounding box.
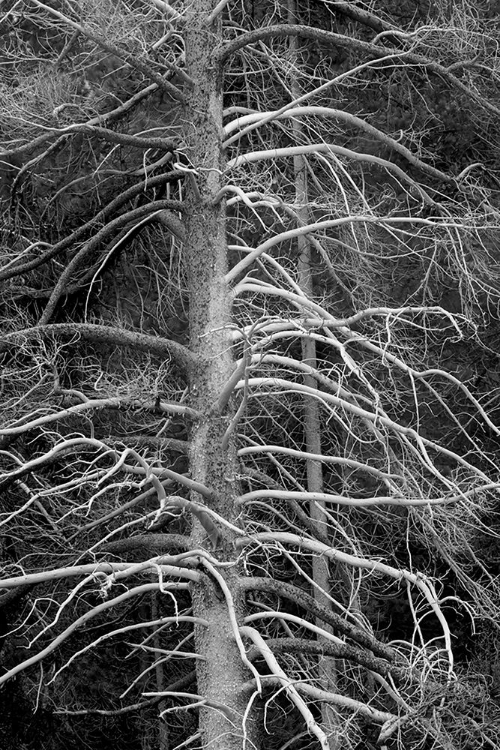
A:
[0,323,196,374]
[28,0,186,103]
[217,24,500,120]
[239,576,395,661]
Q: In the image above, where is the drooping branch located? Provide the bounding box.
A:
[235,376,493,482]
[226,143,436,205]
[238,532,453,670]
[247,637,404,683]
[241,675,396,726]
[0,323,196,375]
[223,107,455,184]
[240,625,330,750]
[91,534,192,555]
[0,187,183,283]
[216,25,500,120]
[239,576,395,661]
[0,127,178,160]
[226,216,471,283]
[38,207,185,323]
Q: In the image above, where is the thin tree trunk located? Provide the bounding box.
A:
[288,2,340,746]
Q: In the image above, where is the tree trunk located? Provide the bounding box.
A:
[183,5,258,749]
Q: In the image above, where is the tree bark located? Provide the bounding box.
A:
[183,4,258,749]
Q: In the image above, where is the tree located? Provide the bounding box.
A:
[1,1,500,748]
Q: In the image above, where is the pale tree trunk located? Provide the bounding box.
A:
[288,3,339,746]
[183,4,259,749]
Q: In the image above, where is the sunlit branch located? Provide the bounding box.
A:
[0,562,200,589]
[0,439,215,506]
[224,106,453,183]
[239,489,461,508]
[237,532,453,669]
[148,0,184,21]
[120,636,200,701]
[239,376,493,479]
[0,396,195,436]
[207,0,231,23]
[246,352,374,406]
[238,445,400,484]
[240,625,330,750]
[226,143,435,205]
[49,616,200,684]
[241,675,397,725]
[144,692,238,722]
[226,216,486,283]
[0,583,206,687]
[222,51,416,157]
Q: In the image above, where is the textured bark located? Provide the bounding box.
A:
[183,4,258,748]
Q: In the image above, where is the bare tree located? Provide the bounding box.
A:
[1,1,500,749]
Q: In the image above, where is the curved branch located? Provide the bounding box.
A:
[216,25,500,120]
[0,585,201,687]
[223,107,454,184]
[239,577,395,661]
[241,675,396,725]
[248,637,403,683]
[227,216,458,284]
[0,396,193,437]
[238,487,472,508]
[238,533,452,665]
[0,563,199,590]
[100,534,192,554]
[226,144,435,203]
[0,127,177,161]
[38,206,185,324]
[0,181,183,283]
[239,626,330,750]
[5,208,185,304]
[0,323,195,375]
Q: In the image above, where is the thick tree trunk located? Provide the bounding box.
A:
[183,4,257,749]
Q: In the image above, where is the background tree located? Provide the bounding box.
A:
[1,1,500,749]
